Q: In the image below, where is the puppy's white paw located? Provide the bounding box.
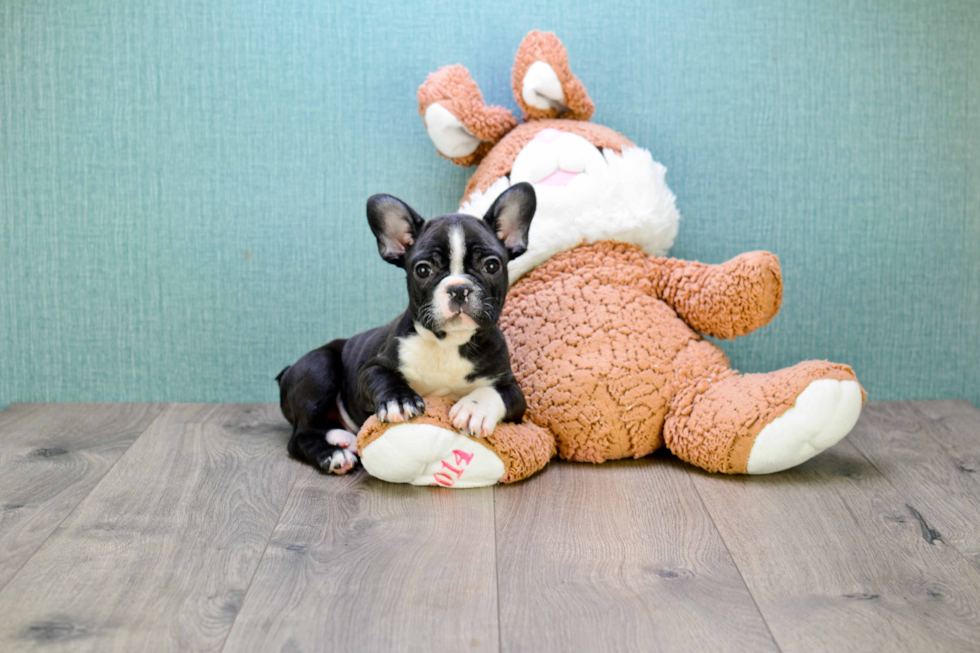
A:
[326,428,358,454]
[323,447,359,475]
[377,394,426,424]
[450,387,506,438]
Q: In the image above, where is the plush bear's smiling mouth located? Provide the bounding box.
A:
[510,128,604,189]
[537,169,581,186]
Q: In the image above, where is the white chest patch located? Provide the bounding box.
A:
[398,324,490,400]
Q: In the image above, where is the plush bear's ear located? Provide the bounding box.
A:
[512,31,594,122]
[367,195,425,267]
[482,182,536,259]
[417,64,518,167]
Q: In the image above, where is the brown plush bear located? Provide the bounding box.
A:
[356,31,865,487]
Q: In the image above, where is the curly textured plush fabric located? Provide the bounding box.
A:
[356,397,555,483]
[417,64,518,167]
[647,250,784,339]
[498,240,845,471]
[462,120,634,203]
[511,30,594,122]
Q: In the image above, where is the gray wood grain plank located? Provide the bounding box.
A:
[849,402,980,572]
[0,403,164,591]
[494,457,778,653]
[691,428,980,652]
[0,403,300,653]
[222,470,499,653]
[912,400,980,473]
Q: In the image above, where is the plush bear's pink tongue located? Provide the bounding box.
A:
[531,128,581,186]
[537,169,580,186]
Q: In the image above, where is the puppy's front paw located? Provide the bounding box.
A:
[450,387,506,437]
[327,428,359,454]
[316,447,360,475]
[376,391,426,423]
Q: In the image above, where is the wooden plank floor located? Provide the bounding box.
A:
[0,401,978,652]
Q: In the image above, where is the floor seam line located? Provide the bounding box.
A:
[217,464,308,653]
[689,475,783,653]
[493,487,503,653]
[0,403,169,597]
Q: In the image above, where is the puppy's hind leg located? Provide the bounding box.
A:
[290,427,360,474]
[278,339,359,474]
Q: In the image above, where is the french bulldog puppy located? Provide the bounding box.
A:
[277,183,536,474]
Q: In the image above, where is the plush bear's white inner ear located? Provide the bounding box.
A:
[424,103,481,158]
[522,61,567,112]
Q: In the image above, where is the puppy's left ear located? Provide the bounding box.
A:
[367,195,425,267]
[483,182,536,259]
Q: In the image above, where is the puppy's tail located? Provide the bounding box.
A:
[275,366,290,385]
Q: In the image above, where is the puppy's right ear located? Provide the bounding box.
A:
[483,182,536,259]
[367,195,425,267]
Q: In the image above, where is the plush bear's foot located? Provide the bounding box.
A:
[746,378,863,474]
[665,357,866,474]
[356,397,556,488]
[360,423,506,488]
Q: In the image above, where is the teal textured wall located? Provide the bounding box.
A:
[2,0,978,408]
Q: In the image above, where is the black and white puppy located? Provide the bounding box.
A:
[277,183,536,474]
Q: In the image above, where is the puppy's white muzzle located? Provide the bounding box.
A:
[433,274,481,323]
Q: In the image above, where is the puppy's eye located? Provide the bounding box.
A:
[483,258,501,275]
[414,262,432,278]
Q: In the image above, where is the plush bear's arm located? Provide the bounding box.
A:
[646,251,784,339]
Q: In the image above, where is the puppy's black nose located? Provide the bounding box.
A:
[447,284,470,303]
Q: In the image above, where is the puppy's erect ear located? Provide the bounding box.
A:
[418,64,518,167]
[512,31,594,121]
[482,182,536,259]
[367,195,425,267]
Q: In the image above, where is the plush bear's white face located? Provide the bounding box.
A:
[460,128,681,284]
[418,36,681,283]
[510,128,607,188]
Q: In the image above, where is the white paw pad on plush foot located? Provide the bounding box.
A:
[746,379,863,474]
[359,423,505,488]
[449,387,506,437]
